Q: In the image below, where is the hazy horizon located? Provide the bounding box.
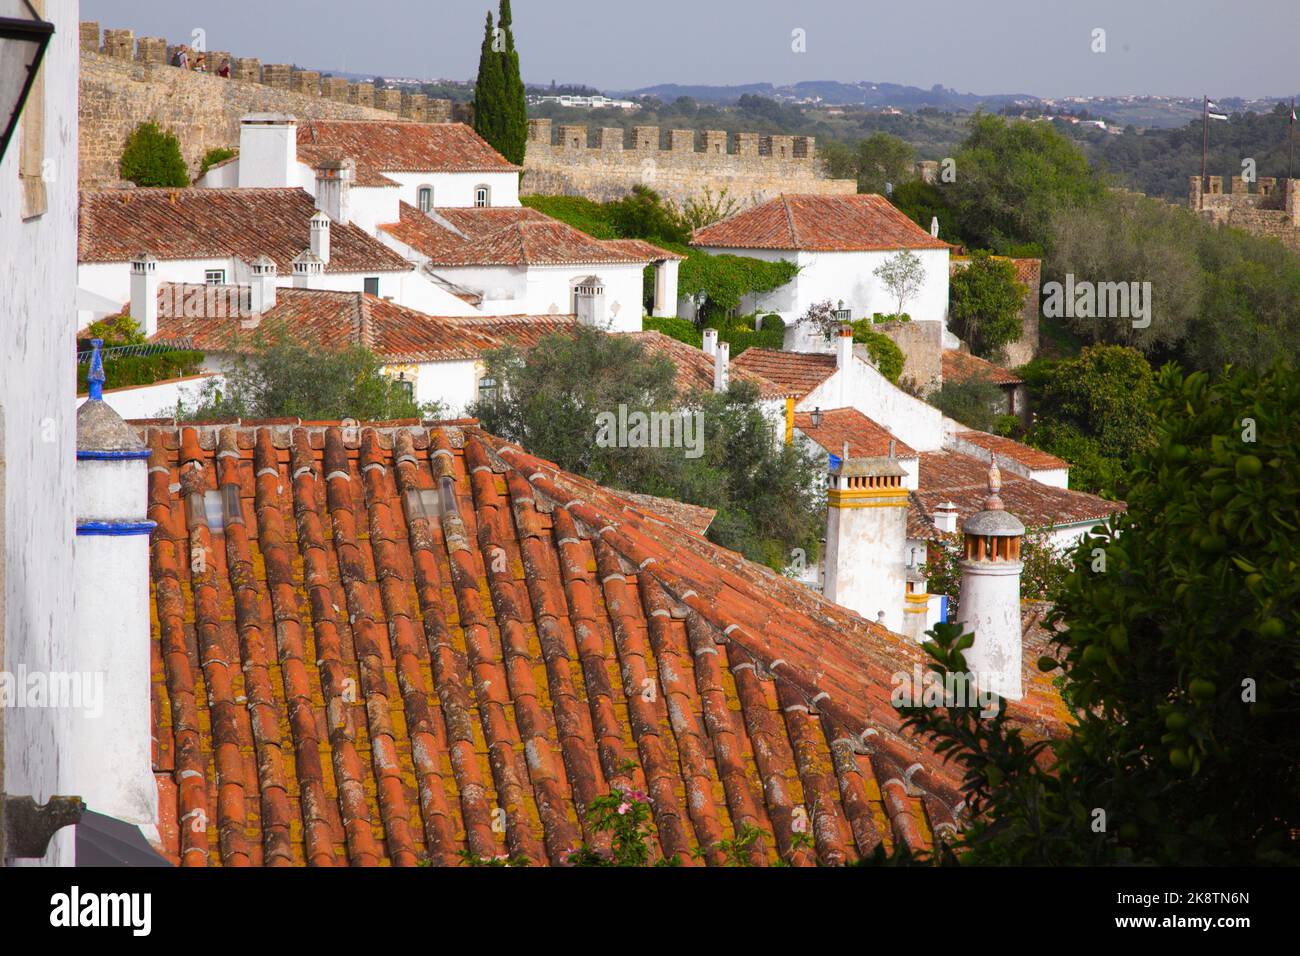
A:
[81,0,1297,100]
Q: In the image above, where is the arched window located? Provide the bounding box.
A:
[474,184,491,208]
[417,186,433,213]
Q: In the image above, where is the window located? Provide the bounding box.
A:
[364,277,380,296]
[205,269,226,285]
[417,186,433,213]
[474,185,490,208]
[478,375,499,402]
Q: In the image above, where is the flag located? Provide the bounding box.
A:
[1206,99,1229,121]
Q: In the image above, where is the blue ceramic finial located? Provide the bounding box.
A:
[88,338,105,401]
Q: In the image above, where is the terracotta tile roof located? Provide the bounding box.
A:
[297,120,520,177]
[601,238,687,261]
[951,430,1067,472]
[794,408,918,459]
[616,491,716,536]
[731,348,837,399]
[145,285,557,362]
[908,450,1123,537]
[626,331,787,400]
[142,418,976,866]
[78,188,413,274]
[942,349,1023,387]
[381,203,674,267]
[692,194,951,252]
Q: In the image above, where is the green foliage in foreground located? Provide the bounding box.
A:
[469,326,823,570]
[904,360,1300,865]
[77,350,205,395]
[178,323,437,422]
[119,121,190,187]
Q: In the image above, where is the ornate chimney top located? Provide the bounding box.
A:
[984,457,1004,511]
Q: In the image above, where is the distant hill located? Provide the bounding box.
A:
[617,79,1031,111]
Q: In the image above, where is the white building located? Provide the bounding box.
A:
[76,185,479,332]
[0,0,80,866]
[690,193,952,341]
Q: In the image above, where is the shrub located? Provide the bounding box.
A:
[199,146,236,178]
[927,376,1003,431]
[850,323,905,383]
[119,121,190,187]
[77,350,204,395]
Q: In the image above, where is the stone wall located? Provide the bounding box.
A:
[1189,174,1300,252]
[872,318,945,394]
[78,22,453,185]
[522,118,858,208]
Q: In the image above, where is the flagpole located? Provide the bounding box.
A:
[1201,95,1209,190]
[1289,96,1295,182]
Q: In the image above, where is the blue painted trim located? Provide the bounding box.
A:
[939,594,949,624]
[76,448,151,461]
[76,520,157,537]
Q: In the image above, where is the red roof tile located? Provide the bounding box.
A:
[297,120,520,177]
[794,408,917,459]
[951,430,1067,472]
[693,194,951,252]
[731,348,837,399]
[626,331,787,400]
[78,188,412,274]
[942,349,1023,387]
[145,285,566,362]
[909,450,1123,537]
[381,203,675,267]
[143,419,978,865]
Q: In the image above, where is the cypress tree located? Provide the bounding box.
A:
[472,12,508,157]
[496,0,528,166]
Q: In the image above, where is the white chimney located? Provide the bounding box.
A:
[309,210,331,264]
[956,461,1026,700]
[930,216,940,238]
[835,322,854,370]
[314,158,354,226]
[249,255,278,313]
[713,340,730,392]
[823,454,910,632]
[71,342,160,834]
[292,249,324,289]
[129,253,159,337]
[702,327,718,357]
[933,500,959,533]
[237,113,298,188]
[574,275,607,327]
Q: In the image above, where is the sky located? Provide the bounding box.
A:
[81,0,1296,98]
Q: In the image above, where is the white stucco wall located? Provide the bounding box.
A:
[0,0,79,866]
[824,499,909,633]
[76,374,223,420]
[696,246,950,329]
[413,358,481,416]
[382,170,520,210]
[797,353,946,453]
[957,559,1024,700]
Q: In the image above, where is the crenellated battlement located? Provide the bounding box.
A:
[527,118,817,161]
[1189,174,1300,251]
[78,21,454,124]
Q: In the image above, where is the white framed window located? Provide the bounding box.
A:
[478,375,499,402]
[205,269,226,285]
[417,186,433,213]
[364,277,380,296]
[474,184,490,208]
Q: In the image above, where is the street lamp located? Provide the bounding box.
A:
[810,406,822,428]
[0,0,54,161]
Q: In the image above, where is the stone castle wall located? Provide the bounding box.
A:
[78,22,452,186]
[521,118,858,207]
[1189,174,1300,252]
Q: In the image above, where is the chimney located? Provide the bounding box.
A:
[956,460,1026,700]
[823,454,909,632]
[292,249,324,289]
[930,216,940,238]
[713,341,730,392]
[309,210,331,264]
[236,113,298,188]
[314,158,354,226]
[129,253,159,337]
[702,327,718,356]
[72,341,160,832]
[933,500,959,533]
[574,275,606,327]
[836,322,854,370]
[249,255,278,313]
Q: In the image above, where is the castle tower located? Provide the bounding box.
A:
[956,460,1025,700]
[823,448,909,632]
[72,342,159,831]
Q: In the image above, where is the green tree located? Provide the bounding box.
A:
[180,323,434,422]
[855,132,915,195]
[119,121,190,187]
[927,376,1004,432]
[903,360,1300,865]
[890,179,960,243]
[472,12,510,161]
[873,250,926,319]
[948,251,1027,359]
[469,326,823,569]
[494,0,528,166]
[608,184,691,245]
[947,113,1101,252]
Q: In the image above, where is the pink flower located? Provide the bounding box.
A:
[617,801,632,815]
